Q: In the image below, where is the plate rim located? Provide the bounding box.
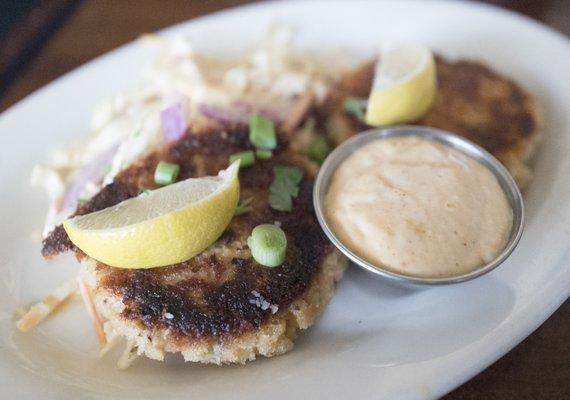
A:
[0,1,569,398]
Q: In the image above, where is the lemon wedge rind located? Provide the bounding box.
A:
[63,162,240,269]
[365,44,437,126]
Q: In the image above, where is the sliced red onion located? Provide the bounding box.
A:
[60,143,119,215]
[161,98,189,143]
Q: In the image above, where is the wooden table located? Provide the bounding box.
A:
[1,1,568,398]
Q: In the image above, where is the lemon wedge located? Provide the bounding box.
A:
[63,162,240,269]
[365,44,437,126]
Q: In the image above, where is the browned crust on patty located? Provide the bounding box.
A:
[420,56,540,156]
[82,249,347,364]
[97,177,331,344]
[43,126,335,344]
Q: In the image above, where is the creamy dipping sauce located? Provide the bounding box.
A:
[326,136,513,278]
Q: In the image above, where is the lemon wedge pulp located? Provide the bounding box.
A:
[365,44,437,126]
[63,162,240,269]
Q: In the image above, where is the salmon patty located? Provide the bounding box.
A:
[44,126,347,364]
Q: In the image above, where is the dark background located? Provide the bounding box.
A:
[0,1,568,398]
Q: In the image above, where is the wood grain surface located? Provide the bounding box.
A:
[0,1,568,398]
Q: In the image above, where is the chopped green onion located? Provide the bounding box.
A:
[308,136,331,164]
[77,198,89,206]
[249,114,277,150]
[229,151,255,168]
[235,198,254,216]
[138,187,151,196]
[255,149,273,160]
[104,164,112,174]
[247,224,287,267]
[154,161,180,186]
[269,165,303,212]
[344,97,368,122]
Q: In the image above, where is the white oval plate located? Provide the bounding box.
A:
[0,1,569,399]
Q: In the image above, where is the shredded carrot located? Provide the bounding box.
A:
[76,277,106,347]
[16,279,78,332]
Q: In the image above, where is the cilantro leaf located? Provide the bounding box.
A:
[269,165,303,212]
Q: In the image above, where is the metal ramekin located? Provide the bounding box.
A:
[313,126,524,287]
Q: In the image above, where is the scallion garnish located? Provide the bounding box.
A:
[269,165,303,212]
[255,149,273,160]
[308,136,331,164]
[229,151,255,168]
[154,161,180,186]
[235,198,254,216]
[344,97,368,122]
[247,224,287,267]
[249,114,277,150]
